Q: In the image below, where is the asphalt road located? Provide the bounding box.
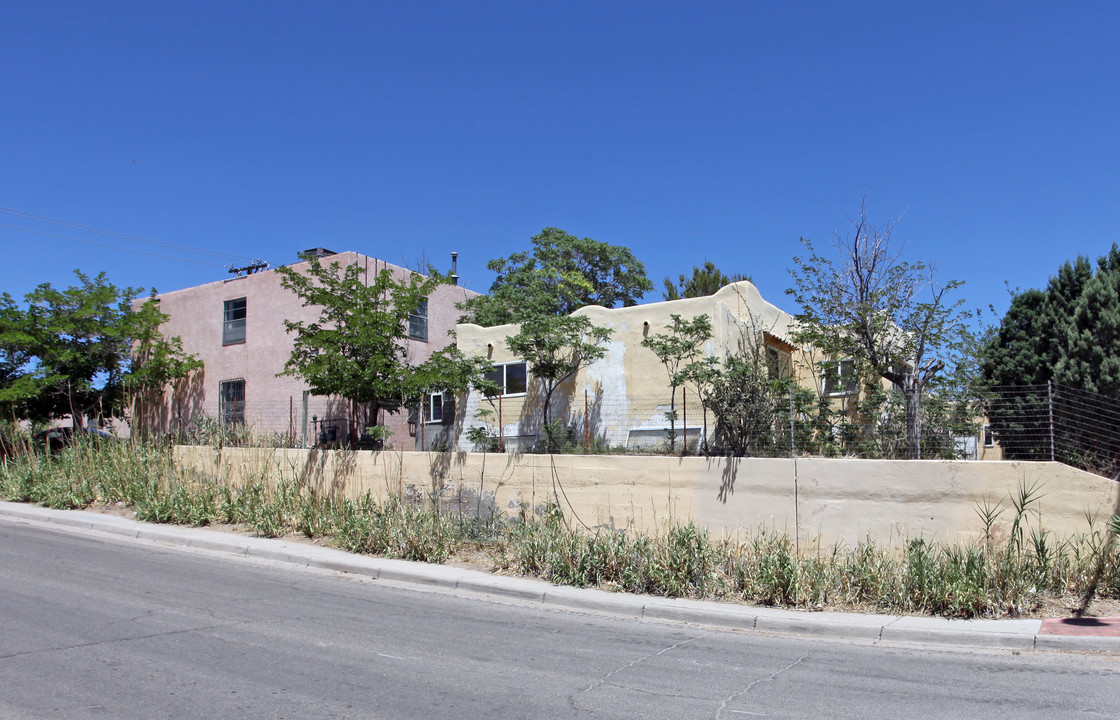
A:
[1,522,1118,719]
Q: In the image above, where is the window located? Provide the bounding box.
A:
[766,345,791,380]
[424,392,454,423]
[483,361,528,396]
[219,379,245,425]
[424,392,444,423]
[223,298,246,345]
[890,364,909,393]
[409,299,428,342]
[983,424,994,448]
[821,359,857,397]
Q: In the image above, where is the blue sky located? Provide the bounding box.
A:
[3,1,1118,324]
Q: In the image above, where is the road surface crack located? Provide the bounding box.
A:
[569,632,708,712]
[715,651,812,718]
[0,623,231,661]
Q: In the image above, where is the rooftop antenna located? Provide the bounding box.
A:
[228,259,269,276]
[450,251,459,286]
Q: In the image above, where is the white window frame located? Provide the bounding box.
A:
[484,361,528,397]
[423,392,445,424]
[821,359,858,397]
[983,423,995,448]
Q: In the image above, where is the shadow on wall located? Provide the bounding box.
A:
[140,367,204,438]
[715,456,740,503]
[297,447,358,497]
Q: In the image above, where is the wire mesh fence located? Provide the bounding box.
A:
[983,382,1120,478]
[147,381,1120,478]
[487,383,1120,477]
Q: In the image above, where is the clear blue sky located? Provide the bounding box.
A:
[3,1,1118,323]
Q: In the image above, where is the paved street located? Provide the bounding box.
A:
[2,520,1118,719]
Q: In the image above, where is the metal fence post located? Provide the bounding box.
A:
[1048,380,1056,462]
[789,386,796,457]
[584,389,590,454]
[682,387,688,456]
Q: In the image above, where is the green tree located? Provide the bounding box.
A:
[982,244,1120,465]
[461,227,653,326]
[0,272,198,426]
[787,205,973,459]
[662,261,750,300]
[641,314,712,452]
[702,346,785,457]
[505,313,612,451]
[277,257,486,445]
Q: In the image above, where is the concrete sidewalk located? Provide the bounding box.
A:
[3,501,1118,654]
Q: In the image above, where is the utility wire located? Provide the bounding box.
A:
[0,206,254,262]
[0,223,227,267]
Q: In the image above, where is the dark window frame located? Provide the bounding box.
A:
[219,379,245,425]
[223,297,247,346]
[408,299,429,342]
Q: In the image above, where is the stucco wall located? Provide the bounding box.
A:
[174,446,1119,548]
[143,252,477,449]
[454,281,803,452]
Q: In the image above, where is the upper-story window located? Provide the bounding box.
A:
[483,361,528,397]
[409,299,428,342]
[223,298,247,345]
[821,359,858,397]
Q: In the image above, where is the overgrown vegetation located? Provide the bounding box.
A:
[2,434,1117,619]
[787,200,977,459]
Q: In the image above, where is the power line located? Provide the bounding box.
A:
[0,223,227,267]
[0,206,255,263]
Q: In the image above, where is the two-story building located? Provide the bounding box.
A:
[137,249,477,450]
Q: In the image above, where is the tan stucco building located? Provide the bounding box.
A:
[454,281,808,452]
[455,281,997,458]
[139,250,477,450]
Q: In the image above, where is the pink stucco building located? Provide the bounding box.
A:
[138,249,477,450]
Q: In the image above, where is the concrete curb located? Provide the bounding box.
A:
[3,501,1118,654]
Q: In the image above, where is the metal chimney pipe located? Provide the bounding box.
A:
[450,251,459,285]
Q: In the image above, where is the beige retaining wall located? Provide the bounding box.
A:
[174,446,1119,548]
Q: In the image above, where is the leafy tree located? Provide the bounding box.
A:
[0,293,32,404]
[787,205,973,459]
[277,257,486,445]
[461,227,653,326]
[702,344,786,457]
[982,244,1120,464]
[641,314,712,452]
[0,271,198,426]
[505,313,612,451]
[662,261,750,300]
[1054,253,1120,397]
